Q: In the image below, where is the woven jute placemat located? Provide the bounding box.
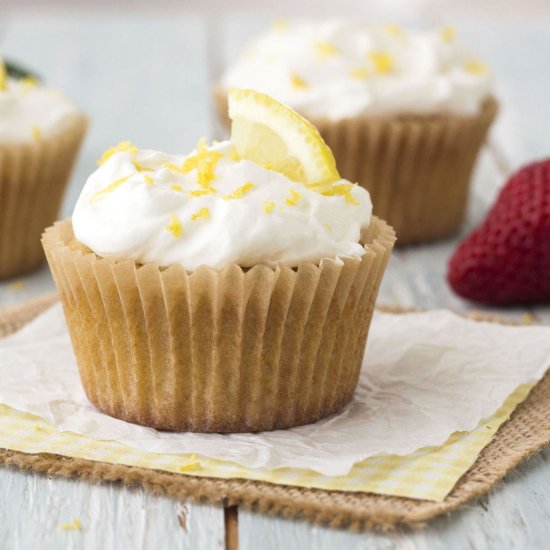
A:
[1,294,549,532]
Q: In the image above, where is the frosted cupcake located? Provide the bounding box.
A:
[216,21,498,244]
[43,89,395,433]
[0,58,86,279]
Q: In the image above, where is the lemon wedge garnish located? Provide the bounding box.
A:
[228,88,340,185]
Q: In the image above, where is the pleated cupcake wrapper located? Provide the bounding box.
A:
[42,217,395,433]
[214,86,498,245]
[0,116,87,279]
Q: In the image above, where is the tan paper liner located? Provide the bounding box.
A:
[42,217,395,433]
[214,86,498,245]
[0,116,87,280]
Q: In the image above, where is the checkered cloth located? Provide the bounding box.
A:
[0,383,532,501]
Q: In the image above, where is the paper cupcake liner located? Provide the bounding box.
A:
[0,116,87,279]
[42,217,395,433]
[214,87,498,245]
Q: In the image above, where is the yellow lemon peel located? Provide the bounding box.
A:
[224,181,254,200]
[368,51,394,74]
[464,60,487,74]
[290,73,309,89]
[144,175,154,185]
[32,126,42,141]
[0,59,7,91]
[98,141,137,166]
[91,174,132,202]
[191,207,210,221]
[59,519,81,531]
[170,184,182,191]
[384,24,404,38]
[350,67,370,80]
[315,41,339,58]
[441,26,456,43]
[263,201,275,214]
[285,188,302,206]
[167,215,183,238]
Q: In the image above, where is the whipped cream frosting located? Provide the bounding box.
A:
[221,20,493,120]
[0,75,81,144]
[72,140,373,271]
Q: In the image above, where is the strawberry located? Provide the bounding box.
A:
[448,158,550,305]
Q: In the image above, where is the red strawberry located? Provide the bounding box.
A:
[448,158,550,305]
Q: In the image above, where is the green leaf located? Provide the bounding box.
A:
[4,59,40,82]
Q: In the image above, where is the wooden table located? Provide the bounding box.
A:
[1,10,550,549]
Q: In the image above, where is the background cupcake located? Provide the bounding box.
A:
[215,20,498,244]
[0,57,86,279]
[43,90,395,433]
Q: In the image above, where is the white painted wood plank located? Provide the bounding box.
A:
[0,467,225,550]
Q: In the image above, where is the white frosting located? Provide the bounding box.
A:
[0,78,80,144]
[221,20,493,120]
[72,141,373,271]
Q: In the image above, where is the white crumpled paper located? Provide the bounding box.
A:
[1,303,550,476]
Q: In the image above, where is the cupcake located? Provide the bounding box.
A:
[0,57,87,279]
[42,89,395,433]
[215,21,498,244]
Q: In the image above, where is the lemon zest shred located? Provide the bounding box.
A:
[224,181,254,200]
[163,162,187,174]
[21,76,38,91]
[229,149,240,162]
[132,160,154,172]
[188,187,216,197]
[290,73,309,89]
[170,184,182,191]
[350,67,370,80]
[91,174,132,202]
[440,26,456,43]
[0,58,7,91]
[144,175,154,185]
[272,19,288,32]
[315,41,339,58]
[59,519,81,531]
[285,188,302,206]
[464,60,487,74]
[167,215,183,238]
[191,207,210,221]
[176,137,223,189]
[180,455,201,472]
[9,280,25,291]
[32,126,42,141]
[384,24,405,38]
[368,51,394,74]
[323,223,332,233]
[98,141,137,166]
[263,201,275,214]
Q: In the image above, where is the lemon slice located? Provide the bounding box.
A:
[228,88,340,185]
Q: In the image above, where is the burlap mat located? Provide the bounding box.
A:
[1,295,549,532]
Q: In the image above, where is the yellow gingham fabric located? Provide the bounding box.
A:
[0,384,532,502]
